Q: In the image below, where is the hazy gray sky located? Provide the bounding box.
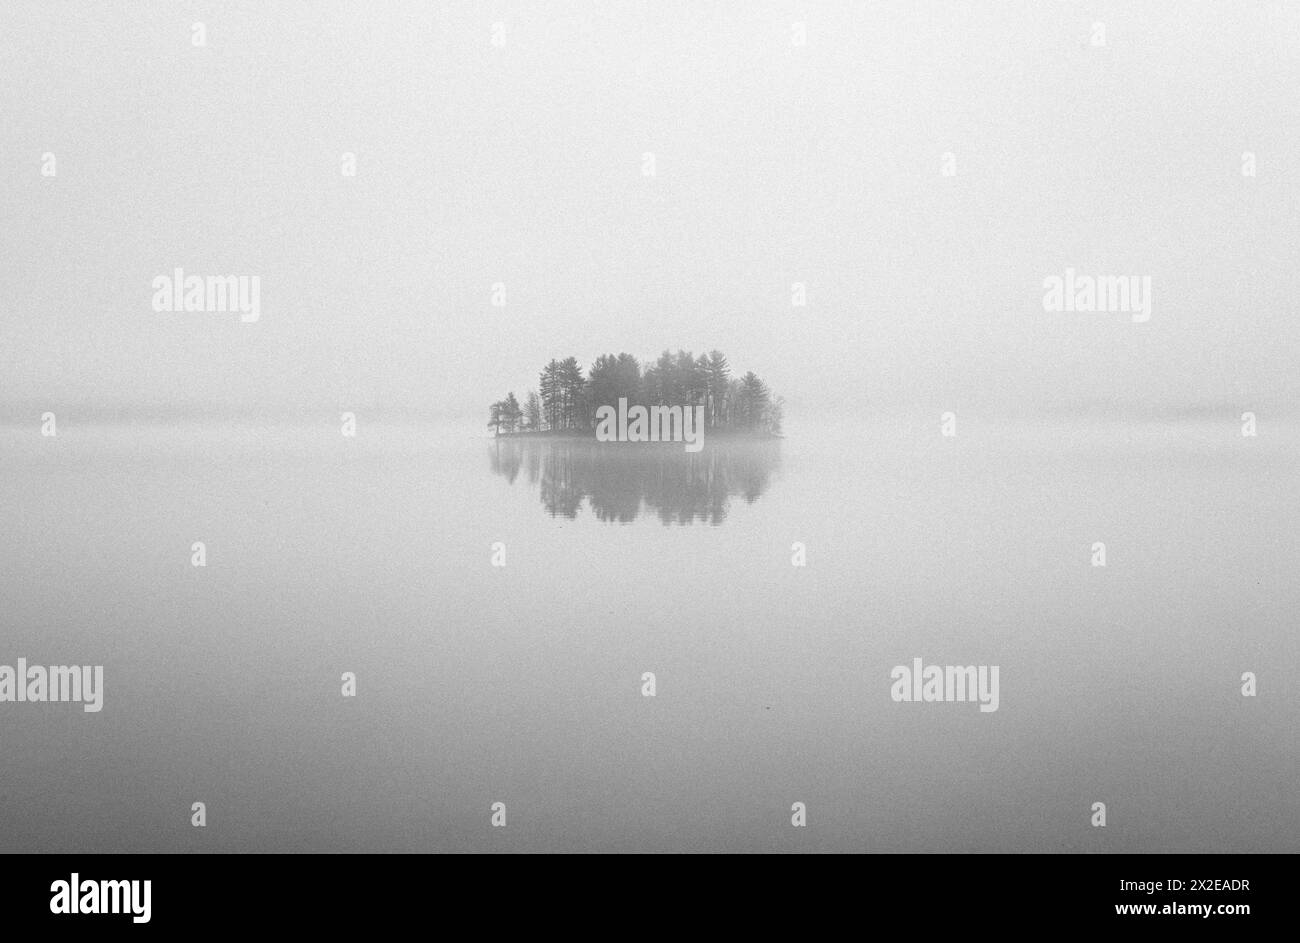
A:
[2,1,1297,424]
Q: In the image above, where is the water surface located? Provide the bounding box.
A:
[1,418,1296,851]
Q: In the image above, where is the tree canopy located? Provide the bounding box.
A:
[489,349,782,436]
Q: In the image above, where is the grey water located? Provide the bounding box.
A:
[1,418,1296,852]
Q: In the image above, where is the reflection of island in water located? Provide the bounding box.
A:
[489,437,780,525]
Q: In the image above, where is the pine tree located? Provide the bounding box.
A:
[502,392,523,433]
[706,350,730,427]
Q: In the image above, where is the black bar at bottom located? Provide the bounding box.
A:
[3,853,1284,931]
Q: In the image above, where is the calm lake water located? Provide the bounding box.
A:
[1,418,1296,851]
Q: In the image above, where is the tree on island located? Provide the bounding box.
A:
[488,392,523,435]
[490,349,782,436]
[705,350,730,427]
[733,372,770,430]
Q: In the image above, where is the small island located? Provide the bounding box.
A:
[488,349,783,438]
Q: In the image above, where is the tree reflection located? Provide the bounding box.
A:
[488,437,780,524]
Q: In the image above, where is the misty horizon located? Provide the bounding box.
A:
[3,4,1298,425]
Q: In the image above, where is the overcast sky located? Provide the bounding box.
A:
[2,1,1297,425]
